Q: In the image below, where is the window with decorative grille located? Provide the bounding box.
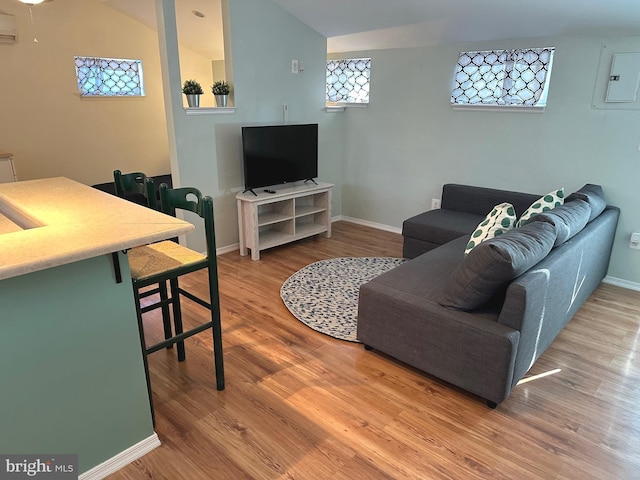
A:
[326,58,371,104]
[451,47,554,109]
[74,56,145,97]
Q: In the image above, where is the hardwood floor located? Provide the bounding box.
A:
[109,221,640,479]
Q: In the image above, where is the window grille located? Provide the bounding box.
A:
[451,48,554,108]
[74,56,145,97]
[326,58,371,104]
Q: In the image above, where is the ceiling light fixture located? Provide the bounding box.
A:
[18,0,50,43]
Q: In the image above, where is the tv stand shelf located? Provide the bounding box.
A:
[236,182,333,260]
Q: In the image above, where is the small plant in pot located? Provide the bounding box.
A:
[212,80,231,107]
[182,79,203,107]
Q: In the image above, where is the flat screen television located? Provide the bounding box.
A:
[241,123,318,194]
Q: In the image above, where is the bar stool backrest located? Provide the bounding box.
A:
[113,170,157,209]
[159,184,217,259]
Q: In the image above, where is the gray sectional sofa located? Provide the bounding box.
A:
[357,183,619,407]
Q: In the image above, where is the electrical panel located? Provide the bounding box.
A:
[606,53,640,103]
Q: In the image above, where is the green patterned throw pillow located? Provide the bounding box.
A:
[464,202,516,255]
[516,188,565,227]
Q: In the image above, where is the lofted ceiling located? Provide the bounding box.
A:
[275,0,640,52]
[102,0,225,60]
[103,0,640,59]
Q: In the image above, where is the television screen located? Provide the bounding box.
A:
[241,123,318,192]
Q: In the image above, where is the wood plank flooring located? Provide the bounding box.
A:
[108,221,640,479]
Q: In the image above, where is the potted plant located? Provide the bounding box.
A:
[212,80,231,107]
[182,79,203,107]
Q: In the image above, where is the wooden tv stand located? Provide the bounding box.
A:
[236,182,333,260]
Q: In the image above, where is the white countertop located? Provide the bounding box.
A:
[0,177,194,280]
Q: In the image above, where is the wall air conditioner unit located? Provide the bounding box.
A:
[0,13,18,43]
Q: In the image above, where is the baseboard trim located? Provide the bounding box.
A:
[79,433,161,480]
[337,215,402,235]
[216,243,239,255]
[603,276,640,292]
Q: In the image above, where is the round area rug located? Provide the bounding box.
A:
[280,257,406,342]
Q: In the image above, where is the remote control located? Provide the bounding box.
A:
[264,189,276,194]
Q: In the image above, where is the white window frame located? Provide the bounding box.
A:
[451,47,555,112]
[74,56,145,97]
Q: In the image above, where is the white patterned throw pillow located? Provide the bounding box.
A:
[464,202,516,255]
[516,188,565,227]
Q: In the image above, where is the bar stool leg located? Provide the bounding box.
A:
[209,270,225,391]
[170,277,186,361]
[159,280,173,348]
[134,286,156,426]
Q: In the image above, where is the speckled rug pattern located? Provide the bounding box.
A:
[280,257,406,342]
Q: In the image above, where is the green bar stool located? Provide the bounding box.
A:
[113,170,174,351]
[127,184,225,424]
[113,169,158,209]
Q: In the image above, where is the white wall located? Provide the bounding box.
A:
[178,45,216,108]
[156,0,345,253]
[0,0,171,185]
[0,0,218,185]
[336,36,640,284]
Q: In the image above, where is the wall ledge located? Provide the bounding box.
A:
[184,107,236,115]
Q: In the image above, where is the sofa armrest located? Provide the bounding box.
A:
[357,281,520,404]
[498,206,620,385]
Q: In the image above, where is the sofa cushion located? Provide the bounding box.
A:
[525,199,591,246]
[370,236,471,301]
[516,188,565,227]
[464,203,516,255]
[402,209,485,246]
[438,221,557,311]
[566,184,606,222]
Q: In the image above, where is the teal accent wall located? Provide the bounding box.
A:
[153,2,639,285]
[156,0,345,255]
[0,253,153,474]
[335,36,640,284]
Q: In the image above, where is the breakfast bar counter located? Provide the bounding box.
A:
[0,176,194,280]
[0,177,193,476]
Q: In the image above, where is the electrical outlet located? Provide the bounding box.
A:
[630,232,640,250]
[291,59,299,74]
[431,198,441,210]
